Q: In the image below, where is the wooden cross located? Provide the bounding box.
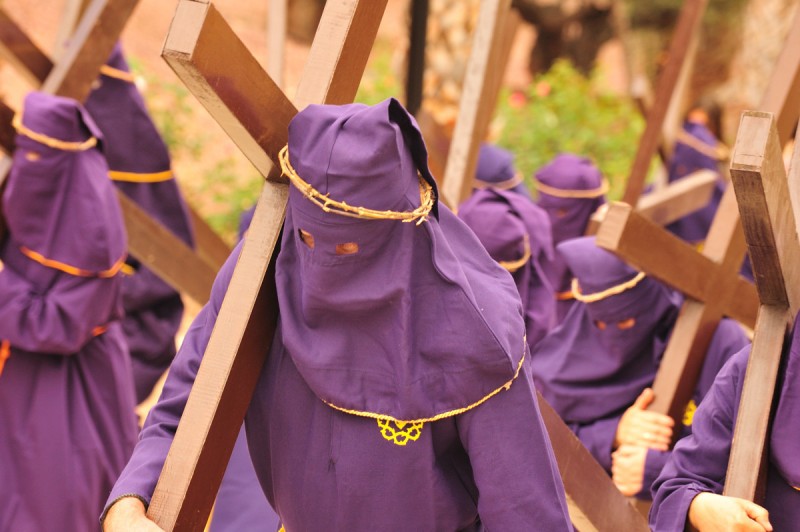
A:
[622,0,708,205]
[147,2,649,530]
[145,1,386,529]
[723,113,800,502]
[595,17,800,433]
[0,4,231,305]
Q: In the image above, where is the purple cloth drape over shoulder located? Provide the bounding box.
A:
[0,92,138,531]
[458,188,556,348]
[84,43,195,403]
[651,341,800,532]
[105,99,572,531]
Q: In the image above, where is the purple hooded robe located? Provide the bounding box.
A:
[651,316,800,531]
[84,43,195,403]
[0,92,138,531]
[458,188,556,349]
[530,236,749,499]
[474,143,531,197]
[105,98,572,531]
[533,154,606,322]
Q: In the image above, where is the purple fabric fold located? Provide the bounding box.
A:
[458,187,556,348]
[84,43,194,403]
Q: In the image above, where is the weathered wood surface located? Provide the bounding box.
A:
[148,2,387,529]
[634,170,717,226]
[538,394,649,532]
[725,113,800,502]
[0,8,52,86]
[440,0,513,209]
[0,2,231,304]
[622,0,708,205]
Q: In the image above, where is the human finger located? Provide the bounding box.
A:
[742,500,772,531]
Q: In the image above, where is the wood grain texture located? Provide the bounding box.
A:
[119,193,216,304]
[725,113,800,502]
[163,1,296,179]
[537,394,649,532]
[440,0,512,209]
[634,170,717,226]
[621,0,708,205]
[42,0,140,101]
[596,202,758,328]
[724,305,788,502]
[148,1,387,529]
[730,112,800,310]
[0,8,52,85]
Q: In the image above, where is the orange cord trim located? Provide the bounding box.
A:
[20,246,126,278]
[92,325,109,337]
[0,340,10,378]
[555,290,574,301]
[99,65,136,83]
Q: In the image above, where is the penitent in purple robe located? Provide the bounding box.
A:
[458,188,556,348]
[0,92,138,530]
[651,313,800,531]
[665,121,725,244]
[474,143,531,197]
[530,237,749,499]
[105,98,572,531]
[84,43,195,403]
[533,154,606,322]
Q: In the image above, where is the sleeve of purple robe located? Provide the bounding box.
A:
[101,242,242,518]
[456,361,573,531]
[121,264,181,313]
[643,449,670,497]
[0,263,119,355]
[569,415,621,471]
[649,347,749,532]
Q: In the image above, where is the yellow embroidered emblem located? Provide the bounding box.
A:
[377,419,423,446]
[683,399,698,427]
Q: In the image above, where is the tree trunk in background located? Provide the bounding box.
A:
[421,0,480,131]
[714,0,799,143]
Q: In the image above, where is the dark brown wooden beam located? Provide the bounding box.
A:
[622,0,708,205]
[725,112,800,502]
[537,394,649,531]
[147,2,387,529]
[0,8,52,85]
[0,101,16,155]
[596,202,758,328]
[161,1,296,181]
